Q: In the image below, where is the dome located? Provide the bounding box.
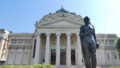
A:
[36,8,84,27]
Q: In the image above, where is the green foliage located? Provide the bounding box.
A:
[116,39,120,51]
[0,64,56,68]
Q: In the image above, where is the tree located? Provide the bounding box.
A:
[116,38,120,58]
[116,39,120,51]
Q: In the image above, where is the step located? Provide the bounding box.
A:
[56,65,103,68]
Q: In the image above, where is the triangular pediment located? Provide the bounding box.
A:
[37,18,83,28]
[41,20,80,27]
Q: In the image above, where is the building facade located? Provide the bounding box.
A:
[1,8,120,67]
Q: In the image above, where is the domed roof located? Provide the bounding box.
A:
[36,7,84,27]
[56,7,69,13]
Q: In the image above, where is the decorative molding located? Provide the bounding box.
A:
[9,45,32,49]
[46,33,51,36]
[98,46,116,50]
[66,33,71,36]
[37,18,83,28]
[56,32,61,36]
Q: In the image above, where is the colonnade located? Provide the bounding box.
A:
[34,33,82,66]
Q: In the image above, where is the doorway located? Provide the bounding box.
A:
[60,49,66,65]
[51,49,56,65]
[71,49,76,65]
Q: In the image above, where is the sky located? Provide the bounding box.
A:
[0,0,120,37]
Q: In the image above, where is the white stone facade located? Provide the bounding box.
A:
[1,8,120,67]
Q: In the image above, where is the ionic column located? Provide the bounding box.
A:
[66,33,71,66]
[34,33,41,64]
[76,33,83,65]
[45,33,51,64]
[56,33,61,65]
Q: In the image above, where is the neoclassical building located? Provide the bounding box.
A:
[0,8,120,67]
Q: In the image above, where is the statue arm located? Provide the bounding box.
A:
[92,26,97,43]
[80,26,93,37]
[79,26,86,37]
[93,26,99,48]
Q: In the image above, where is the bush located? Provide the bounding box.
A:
[0,64,56,68]
[116,39,120,51]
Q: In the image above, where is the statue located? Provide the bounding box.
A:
[79,16,99,68]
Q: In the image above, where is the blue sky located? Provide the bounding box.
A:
[0,0,120,37]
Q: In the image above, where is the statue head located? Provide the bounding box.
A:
[84,16,90,25]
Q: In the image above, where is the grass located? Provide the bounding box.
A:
[0,65,120,68]
[0,64,57,68]
[107,67,120,68]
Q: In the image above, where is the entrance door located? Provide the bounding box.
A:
[71,49,76,65]
[60,49,66,65]
[51,49,56,65]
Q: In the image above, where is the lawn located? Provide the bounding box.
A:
[107,67,120,68]
[0,64,57,68]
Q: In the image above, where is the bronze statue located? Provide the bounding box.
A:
[79,16,99,68]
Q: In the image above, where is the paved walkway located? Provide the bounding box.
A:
[82,66,104,68]
[56,65,105,68]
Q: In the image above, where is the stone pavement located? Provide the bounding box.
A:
[81,66,103,68]
[56,65,105,68]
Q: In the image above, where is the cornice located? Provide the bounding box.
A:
[40,17,82,25]
[98,46,116,50]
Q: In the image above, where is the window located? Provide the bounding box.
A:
[114,54,117,59]
[101,40,104,44]
[107,53,110,60]
[105,40,107,44]
[112,40,114,45]
[25,39,30,44]
[97,40,100,44]
[11,39,17,43]
[109,40,114,45]
[106,40,109,44]
[19,39,23,43]
[112,52,117,60]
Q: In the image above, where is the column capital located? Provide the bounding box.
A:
[56,33,61,36]
[46,33,51,36]
[76,32,79,36]
[66,33,71,36]
[36,32,41,35]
